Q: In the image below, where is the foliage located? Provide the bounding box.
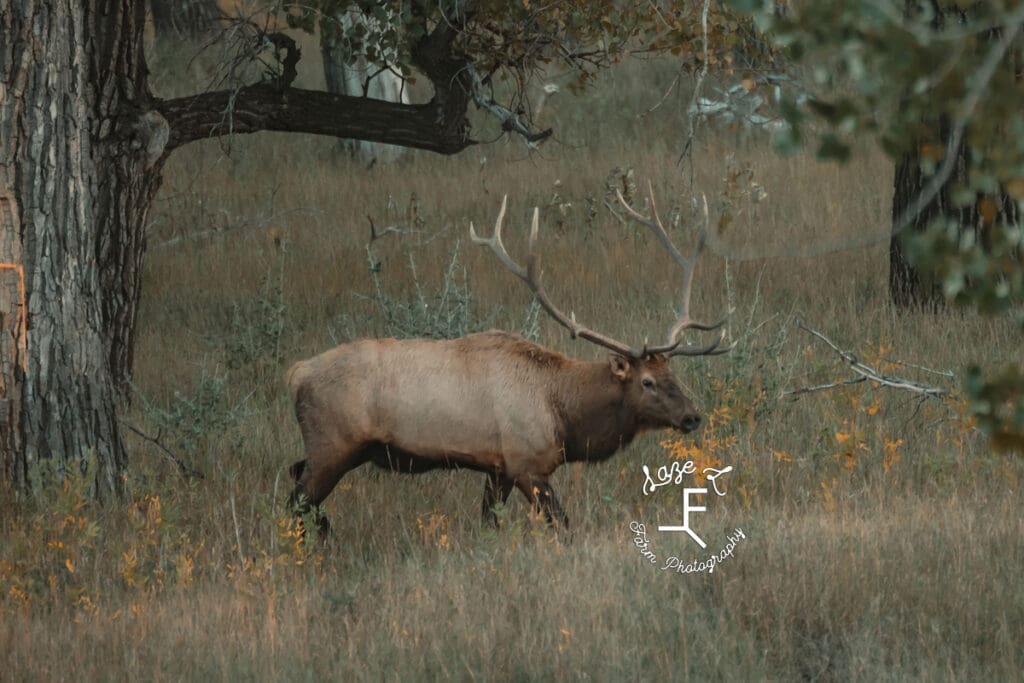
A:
[726,0,1024,448]
[135,371,252,457]
[224,255,289,376]
[334,241,541,342]
[280,0,770,105]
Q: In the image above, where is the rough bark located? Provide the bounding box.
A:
[1,0,164,498]
[889,115,970,308]
[160,84,469,153]
[888,2,1002,308]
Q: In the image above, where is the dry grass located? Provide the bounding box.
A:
[2,56,1022,681]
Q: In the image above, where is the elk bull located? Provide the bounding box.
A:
[287,185,732,532]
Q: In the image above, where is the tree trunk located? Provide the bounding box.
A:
[887,2,1007,308]
[1,1,165,498]
[150,0,220,43]
[320,5,410,164]
[888,115,971,308]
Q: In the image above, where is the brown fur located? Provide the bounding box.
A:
[286,330,701,529]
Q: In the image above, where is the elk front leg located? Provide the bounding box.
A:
[482,472,515,525]
[514,477,569,528]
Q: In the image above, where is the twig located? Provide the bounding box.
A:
[783,376,866,399]
[678,0,712,166]
[602,199,629,226]
[786,319,951,399]
[891,359,955,379]
[230,492,246,568]
[641,65,683,117]
[121,421,204,480]
[367,214,407,242]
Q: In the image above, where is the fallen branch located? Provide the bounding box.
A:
[784,320,952,400]
[122,421,205,480]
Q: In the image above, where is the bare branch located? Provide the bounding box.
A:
[783,377,867,399]
[468,66,553,147]
[121,421,204,480]
[158,85,475,154]
[367,215,406,242]
[786,320,951,400]
[679,0,711,164]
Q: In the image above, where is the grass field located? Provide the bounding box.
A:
[2,48,1022,681]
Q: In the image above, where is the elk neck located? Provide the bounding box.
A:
[552,360,642,463]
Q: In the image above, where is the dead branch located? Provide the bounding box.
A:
[367,214,407,242]
[122,421,205,480]
[784,320,952,400]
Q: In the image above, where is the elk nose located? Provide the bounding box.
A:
[680,414,702,433]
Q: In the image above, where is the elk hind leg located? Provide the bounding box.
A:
[288,441,367,538]
[287,458,332,537]
[481,472,514,526]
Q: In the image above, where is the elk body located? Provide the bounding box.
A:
[287,185,732,531]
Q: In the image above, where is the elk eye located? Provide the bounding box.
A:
[642,378,655,389]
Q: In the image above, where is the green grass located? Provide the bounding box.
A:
[2,49,1022,681]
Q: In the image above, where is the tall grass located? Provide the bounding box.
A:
[2,52,1022,681]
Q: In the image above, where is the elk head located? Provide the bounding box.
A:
[471,181,733,435]
[609,353,702,433]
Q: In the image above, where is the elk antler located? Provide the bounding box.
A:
[615,181,733,357]
[470,195,638,358]
[472,191,732,359]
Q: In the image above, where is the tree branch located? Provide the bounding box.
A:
[158,85,475,153]
[786,319,952,400]
[468,66,552,146]
[121,421,204,481]
[262,31,299,89]
[157,7,551,155]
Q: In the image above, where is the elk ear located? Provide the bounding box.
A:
[609,354,631,381]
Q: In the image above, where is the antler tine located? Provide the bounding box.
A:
[469,195,528,280]
[615,181,692,270]
[665,329,737,358]
[473,200,640,358]
[617,187,732,357]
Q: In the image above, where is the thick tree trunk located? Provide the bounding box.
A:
[888,116,971,308]
[887,2,1013,308]
[150,0,220,43]
[1,1,164,498]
